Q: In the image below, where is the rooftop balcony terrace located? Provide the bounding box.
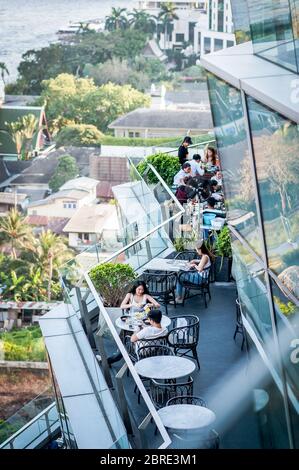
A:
[38,150,274,450]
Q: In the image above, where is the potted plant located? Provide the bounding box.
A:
[89,262,136,307]
[214,226,232,282]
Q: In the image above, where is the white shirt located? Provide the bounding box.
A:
[136,326,168,340]
[173,169,192,185]
[189,160,204,176]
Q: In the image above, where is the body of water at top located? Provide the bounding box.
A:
[0,0,136,81]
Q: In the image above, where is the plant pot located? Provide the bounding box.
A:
[214,256,232,282]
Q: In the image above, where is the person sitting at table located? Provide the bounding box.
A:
[130,309,168,343]
[210,180,223,201]
[199,180,211,201]
[175,241,214,303]
[120,281,159,314]
[189,154,204,177]
[211,170,223,187]
[203,146,219,167]
[175,176,197,204]
[173,162,193,186]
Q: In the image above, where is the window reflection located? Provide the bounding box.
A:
[231,236,273,344]
[247,96,299,300]
[207,73,263,257]
[247,0,299,72]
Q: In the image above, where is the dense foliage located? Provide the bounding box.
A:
[137,152,181,186]
[48,155,79,192]
[36,74,150,133]
[89,263,136,307]
[0,326,46,361]
[55,124,104,148]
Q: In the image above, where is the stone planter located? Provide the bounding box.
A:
[214,256,232,282]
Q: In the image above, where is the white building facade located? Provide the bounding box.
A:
[194,0,236,56]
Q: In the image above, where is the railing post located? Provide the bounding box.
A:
[94,329,113,389]
[115,363,133,436]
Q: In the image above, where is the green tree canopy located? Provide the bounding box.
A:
[56,124,104,147]
[49,154,79,192]
[39,73,150,133]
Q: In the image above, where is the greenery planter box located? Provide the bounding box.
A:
[214,256,232,282]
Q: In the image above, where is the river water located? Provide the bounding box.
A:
[0,0,135,81]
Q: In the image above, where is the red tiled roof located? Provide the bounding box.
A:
[26,215,69,234]
[97,181,123,199]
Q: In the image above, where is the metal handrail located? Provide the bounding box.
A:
[83,271,172,449]
[158,138,216,156]
[0,402,58,449]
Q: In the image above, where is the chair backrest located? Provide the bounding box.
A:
[167,315,199,347]
[174,251,198,261]
[142,272,177,296]
[150,377,193,410]
[166,395,207,407]
[137,344,174,360]
[124,336,168,363]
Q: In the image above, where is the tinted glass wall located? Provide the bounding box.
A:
[247,0,299,72]
[231,0,252,43]
[207,70,299,448]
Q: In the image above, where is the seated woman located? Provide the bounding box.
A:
[130,309,167,343]
[203,146,220,168]
[176,240,214,303]
[120,281,160,314]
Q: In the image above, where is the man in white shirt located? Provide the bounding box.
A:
[173,162,193,186]
[189,154,204,176]
[131,309,168,342]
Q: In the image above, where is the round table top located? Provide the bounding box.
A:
[134,355,196,380]
[158,404,216,430]
[115,314,171,332]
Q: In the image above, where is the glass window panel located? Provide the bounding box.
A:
[232,236,273,345]
[247,96,299,301]
[247,0,299,72]
[206,73,263,258]
[230,0,251,43]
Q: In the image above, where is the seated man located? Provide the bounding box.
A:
[189,154,204,177]
[210,180,223,201]
[131,309,168,343]
[173,162,192,186]
[175,176,197,204]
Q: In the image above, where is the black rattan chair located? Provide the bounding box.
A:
[234,299,245,350]
[150,377,193,410]
[141,272,177,315]
[167,315,200,368]
[137,344,174,361]
[124,335,168,364]
[166,395,206,407]
[178,267,211,307]
[174,250,198,262]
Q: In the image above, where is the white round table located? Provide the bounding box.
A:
[158,404,216,430]
[115,314,171,333]
[134,356,195,380]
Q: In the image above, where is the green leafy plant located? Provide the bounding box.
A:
[89,263,136,307]
[137,152,181,186]
[55,124,104,147]
[274,296,296,317]
[0,326,46,362]
[214,226,232,275]
[215,226,232,258]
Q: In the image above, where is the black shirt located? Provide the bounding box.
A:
[178,145,188,164]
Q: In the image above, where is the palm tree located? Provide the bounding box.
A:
[157,2,179,50]
[3,113,39,160]
[105,7,128,32]
[129,9,156,35]
[0,62,9,84]
[2,120,25,160]
[0,270,26,302]
[30,230,73,301]
[0,209,34,259]
[20,113,39,160]
[22,267,48,301]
